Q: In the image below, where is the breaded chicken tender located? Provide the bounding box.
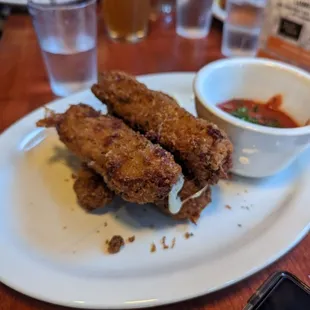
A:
[73,164,114,211]
[74,165,210,222]
[37,104,182,204]
[92,71,233,185]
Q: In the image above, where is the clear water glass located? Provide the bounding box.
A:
[176,0,213,39]
[28,0,97,96]
[222,0,267,57]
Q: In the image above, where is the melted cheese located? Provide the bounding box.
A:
[168,174,184,214]
[168,176,209,214]
[181,183,209,205]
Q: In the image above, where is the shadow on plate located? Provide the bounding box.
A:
[48,145,82,174]
[91,196,188,230]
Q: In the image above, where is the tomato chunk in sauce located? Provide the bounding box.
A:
[217,95,299,128]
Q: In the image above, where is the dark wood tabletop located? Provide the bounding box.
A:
[0,10,309,310]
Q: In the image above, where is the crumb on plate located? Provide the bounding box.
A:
[184,232,194,239]
[150,243,156,253]
[127,236,135,243]
[225,204,232,210]
[171,237,176,249]
[161,236,169,249]
[108,235,125,254]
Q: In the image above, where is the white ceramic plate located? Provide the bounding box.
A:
[0,73,309,309]
[212,0,226,22]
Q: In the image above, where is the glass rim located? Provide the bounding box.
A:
[28,0,96,10]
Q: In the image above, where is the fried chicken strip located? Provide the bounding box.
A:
[73,164,114,211]
[92,71,233,185]
[37,104,182,204]
[74,165,211,222]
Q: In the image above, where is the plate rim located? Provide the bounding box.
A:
[0,72,309,309]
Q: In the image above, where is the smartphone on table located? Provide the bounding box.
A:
[243,271,310,310]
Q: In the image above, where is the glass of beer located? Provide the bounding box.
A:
[103,0,150,42]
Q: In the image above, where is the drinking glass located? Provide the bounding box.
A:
[103,0,150,42]
[28,0,98,97]
[176,0,213,39]
[222,0,267,57]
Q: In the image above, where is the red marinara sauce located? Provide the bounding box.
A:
[217,95,299,128]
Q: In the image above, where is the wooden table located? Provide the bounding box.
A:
[0,12,309,310]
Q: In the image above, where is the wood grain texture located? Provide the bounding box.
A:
[0,12,309,310]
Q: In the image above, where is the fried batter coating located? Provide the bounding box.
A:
[155,179,211,223]
[74,166,211,223]
[37,104,182,204]
[92,71,233,185]
[73,164,114,211]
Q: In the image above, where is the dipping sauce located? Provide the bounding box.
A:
[217,95,299,128]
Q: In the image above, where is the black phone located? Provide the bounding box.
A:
[243,271,310,310]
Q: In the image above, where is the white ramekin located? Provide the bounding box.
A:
[194,58,310,178]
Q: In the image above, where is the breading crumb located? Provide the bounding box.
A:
[150,243,156,253]
[184,232,194,239]
[171,237,176,249]
[104,222,108,227]
[108,235,125,254]
[96,230,100,234]
[161,236,169,249]
[225,204,232,210]
[127,236,135,243]
[62,226,67,230]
